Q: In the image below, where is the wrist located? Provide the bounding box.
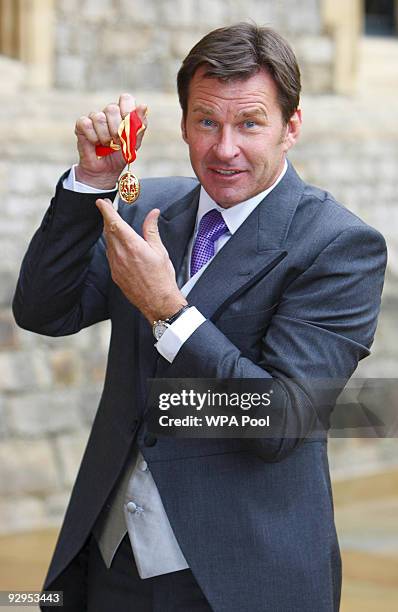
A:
[75,165,119,191]
[146,298,188,325]
[152,304,190,341]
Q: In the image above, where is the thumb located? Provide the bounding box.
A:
[142,209,164,249]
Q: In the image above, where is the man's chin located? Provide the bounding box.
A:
[209,190,251,209]
[201,182,252,209]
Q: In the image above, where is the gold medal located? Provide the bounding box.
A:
[95,109,147,205]
[118,167,140,204]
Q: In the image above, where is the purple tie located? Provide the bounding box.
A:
[190,209,228,277]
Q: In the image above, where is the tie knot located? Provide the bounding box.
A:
[197,209,228,243]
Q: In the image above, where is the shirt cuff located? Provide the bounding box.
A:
[63,164,118,193]
[155,307,206,363]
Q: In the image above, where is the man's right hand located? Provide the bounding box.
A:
[74,93,148,190]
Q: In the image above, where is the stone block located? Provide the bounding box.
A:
[383,267,398,302]
[7,163,62,199]
[0,311,19,350]
[7,164,42,195]
[275,0,321,34]
[54,22,72,55]
[0,56,26,95]
[119,0,159,25]
[377,157,398,182]
[57,0,81,17]
[238,0,278,26]
[87,58,127,91]
[85,346,107,383]
[6,390,82,437]
[0,440,59,496]
[82,0,114,21]
[160,0,198,27]
[49,349,83,386]
[170,31,205,59]
[0,396,7,439]
[296,35,334,64]
[195,0,229,27]
[0,495,47,535]
[43,491,71,525]
[0,163,7,195]
[101,28,153,57]
[136,58,168,90]
[55,430,90,488]
[33,350,54,389]
[4,196,49,226]
[0,268,17,307]
[56,56,86,90]
[78,386,102,424]
[362,205,398,239]
[0,354,21,392]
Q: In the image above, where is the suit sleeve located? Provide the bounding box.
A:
[158,224,387,461]
[12,178,117,336]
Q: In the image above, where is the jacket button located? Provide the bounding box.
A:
[144,434,157,447]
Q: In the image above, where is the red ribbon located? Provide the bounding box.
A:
[95,110,143,162]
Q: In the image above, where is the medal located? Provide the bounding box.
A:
[118,170,140,203]
[95,109,146,204]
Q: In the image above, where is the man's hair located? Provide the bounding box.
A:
[177,22,301,124]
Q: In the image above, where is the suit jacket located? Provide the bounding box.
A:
[13,161,387,612]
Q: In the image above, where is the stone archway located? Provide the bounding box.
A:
[0,0,54,89]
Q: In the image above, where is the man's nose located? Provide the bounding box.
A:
[213,126,240,161]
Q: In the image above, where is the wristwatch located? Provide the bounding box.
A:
[152,305,190,340]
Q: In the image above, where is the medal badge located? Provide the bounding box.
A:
[95,110,146,204]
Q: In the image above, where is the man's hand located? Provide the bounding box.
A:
[74,93,148,190]
[96,198,188,324]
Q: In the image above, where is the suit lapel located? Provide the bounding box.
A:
[157,184,200,277]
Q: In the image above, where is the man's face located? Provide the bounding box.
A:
[181,66,301,208]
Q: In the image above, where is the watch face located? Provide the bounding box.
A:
[153,321,168,340]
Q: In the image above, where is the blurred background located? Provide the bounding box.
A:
[0,1,397,610]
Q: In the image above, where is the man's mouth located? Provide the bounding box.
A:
[210,168,244,176]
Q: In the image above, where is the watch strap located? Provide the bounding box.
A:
[166,304,190,325]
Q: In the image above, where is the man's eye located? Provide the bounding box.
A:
[243,120,257,128]
[200,118,215,127]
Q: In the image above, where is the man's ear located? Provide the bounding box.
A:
[181,116,188,143]
[282,108,302,152]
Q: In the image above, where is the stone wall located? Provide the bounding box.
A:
[55,0,333,93]
[0,83,397,534]
[0,3,397,534]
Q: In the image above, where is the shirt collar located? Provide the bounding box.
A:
[196,159,288,235]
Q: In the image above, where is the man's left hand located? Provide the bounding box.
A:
[96,198,188,324]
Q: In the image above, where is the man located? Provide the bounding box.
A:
[13,23,386,612]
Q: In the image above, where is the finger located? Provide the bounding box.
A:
[119,93,136,119]
[96,198,122,227]
[142,209,165,249]
[102,102,123,142]
[75,118,105,166]
[88,111,113,146]
[75,116,100,145]
[96,198,142,244]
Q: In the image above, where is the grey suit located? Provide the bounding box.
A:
[13,161,387,611]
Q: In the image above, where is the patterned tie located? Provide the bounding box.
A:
[190,209,228,277]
